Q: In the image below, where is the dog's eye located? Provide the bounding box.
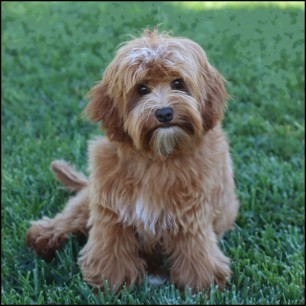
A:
[171,79,186,91]
[138,84,150,95]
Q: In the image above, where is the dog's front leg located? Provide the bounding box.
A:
[165,227,231,292]
[78,206,146,290]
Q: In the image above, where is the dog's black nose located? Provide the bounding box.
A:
[155,107,174,123]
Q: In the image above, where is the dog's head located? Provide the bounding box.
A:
[85,29,227,156]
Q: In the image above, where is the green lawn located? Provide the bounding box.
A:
[2,2,305,304]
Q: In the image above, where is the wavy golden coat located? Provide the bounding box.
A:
[26,29,239,292]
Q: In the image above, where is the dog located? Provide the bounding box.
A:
[26,29,239,292]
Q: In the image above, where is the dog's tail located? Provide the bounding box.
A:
[50,160,88,192]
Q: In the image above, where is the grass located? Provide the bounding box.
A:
[2,1,305,304]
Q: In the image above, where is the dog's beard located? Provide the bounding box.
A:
[148,126,190,156]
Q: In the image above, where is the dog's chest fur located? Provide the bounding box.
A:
[89,137,217,236]
[128,195,176,235]
[114,163,194,235]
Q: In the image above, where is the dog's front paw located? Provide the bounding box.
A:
[212,255,232,290]
[170,250,231,292]
[78,243,146,290]
[26,218,67,260]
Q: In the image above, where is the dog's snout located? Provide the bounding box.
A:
[155,107,174,123]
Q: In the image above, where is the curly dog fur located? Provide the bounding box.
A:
[26,29,239,292]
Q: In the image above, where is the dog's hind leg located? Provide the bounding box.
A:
[26,160,89,260]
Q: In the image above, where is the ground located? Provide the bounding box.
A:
[2,2,304,304]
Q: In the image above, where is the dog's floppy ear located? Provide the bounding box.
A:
[84,81,127,142]
[189,41,227,131]
[199,64,227,131]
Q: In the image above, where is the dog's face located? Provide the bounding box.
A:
[85,29,227,156]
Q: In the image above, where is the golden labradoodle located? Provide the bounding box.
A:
[26,29,239,292]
